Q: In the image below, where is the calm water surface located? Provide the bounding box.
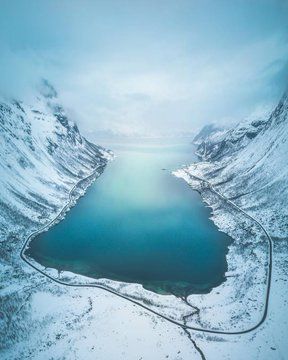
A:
[27,142,231,296]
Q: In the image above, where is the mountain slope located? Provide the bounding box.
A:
[185,90,288,239]
[0,81,111,246]
[194,118,269,161]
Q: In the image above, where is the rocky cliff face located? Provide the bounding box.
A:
[0,80,111,243]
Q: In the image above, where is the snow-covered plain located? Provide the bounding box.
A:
[1,82,288,359]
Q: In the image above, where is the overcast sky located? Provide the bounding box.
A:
[1,0,288,137]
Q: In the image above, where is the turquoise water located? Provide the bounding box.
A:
[27,142,231,297]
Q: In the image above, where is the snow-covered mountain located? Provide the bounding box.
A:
[187,89,288,239]
[0,80,111,243]
[194,118,269,161]
[193,123,223,145]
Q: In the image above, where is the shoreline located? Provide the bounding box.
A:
[21,162,107,257]
[20,156,272,335]
[174,168,273,333]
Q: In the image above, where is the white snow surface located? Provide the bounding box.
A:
[0,81,111,242]
[188,90,288,239]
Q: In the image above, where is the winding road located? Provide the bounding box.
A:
[20,164,273,336]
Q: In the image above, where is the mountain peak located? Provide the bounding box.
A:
[39,79,58,99]
[266,88,288,127]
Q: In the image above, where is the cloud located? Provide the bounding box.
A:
[58,34,288,137]
[0,0,287,137]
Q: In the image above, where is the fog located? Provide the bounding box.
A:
[1,0,288,138]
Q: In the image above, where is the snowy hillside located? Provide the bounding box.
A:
[184,90,288,239]
[193,123,223,145]
[194,118,269,161]
[0,80,111,243]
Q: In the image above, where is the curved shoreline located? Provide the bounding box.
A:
[182,170,273,334]
[20,164,273,336]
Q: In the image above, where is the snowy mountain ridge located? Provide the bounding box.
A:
[0,80,111,245]
[186,89,288,239]
[194,116,270,161]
